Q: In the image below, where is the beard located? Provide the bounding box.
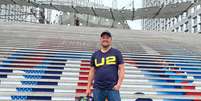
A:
[101,44,110,48]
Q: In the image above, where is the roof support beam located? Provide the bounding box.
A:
[11,0,17,4]
[152,3,164,18]
[50,3,60,11]
[132,7,135,20]
[178,2,194,17]
[110,8,115,21]
[131,0,135,20]
[72,6,79,13]
[91,7,97,16]
[29,1,39,7]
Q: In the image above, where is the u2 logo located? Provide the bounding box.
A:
[95,56,116,67]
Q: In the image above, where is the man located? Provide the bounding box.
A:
[86,31,125,101]
[75,17,80,26]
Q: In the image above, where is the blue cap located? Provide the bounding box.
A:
[100,31,112,37]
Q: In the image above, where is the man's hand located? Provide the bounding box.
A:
[86,88,91,96]
[86,67,95,96]
[113,83,121,91]
[113,64,125,91]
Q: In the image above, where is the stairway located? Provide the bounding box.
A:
[0,47,91,100]
[0,47,201,100]
[0,23,201,101]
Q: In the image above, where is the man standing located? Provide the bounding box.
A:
[86,31,125,101]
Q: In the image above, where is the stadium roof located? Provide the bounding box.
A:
[0,0,201,21]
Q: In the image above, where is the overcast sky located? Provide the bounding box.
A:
[102,0,142,30]
[52,0,142,30]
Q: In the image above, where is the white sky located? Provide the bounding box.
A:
[51,0,142,30]
[102,0,143,30]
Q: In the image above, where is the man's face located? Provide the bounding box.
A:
[100,35,112,48]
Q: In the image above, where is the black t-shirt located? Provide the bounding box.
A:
[90,48,124,90]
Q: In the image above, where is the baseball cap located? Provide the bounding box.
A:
[100,31,112,37]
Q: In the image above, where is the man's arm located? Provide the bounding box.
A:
[113,64,125,90]
[86,67,95,96]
